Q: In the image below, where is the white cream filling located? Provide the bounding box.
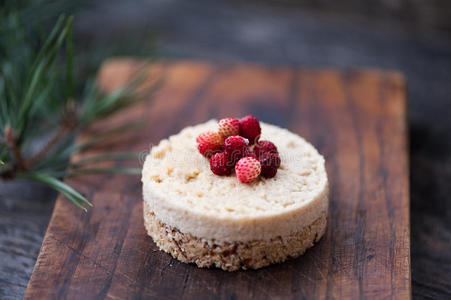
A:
[142,120,328,242]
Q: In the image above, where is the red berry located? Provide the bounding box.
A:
[198,143,222,158]
[259,152,281,178]
[218,118,240,138]
[254,140,278,158]
[235,157,261,183]
[196,131,222,144]
[210,152,232,176]
[196,131,223,158]
[239,115,261,145]
[243,148,257,159]
[224,135,249,164]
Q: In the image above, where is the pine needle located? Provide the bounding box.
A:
[66,167,141,177]
[69,152,140,168]
[17,172,93,210]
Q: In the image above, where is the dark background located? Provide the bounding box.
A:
[1,0,450,298]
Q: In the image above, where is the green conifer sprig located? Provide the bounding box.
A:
[0,11,156,211]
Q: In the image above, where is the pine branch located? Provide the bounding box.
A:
[27,126,68,167]
[27,100,78,167]
[0,10,158,211]
[4,126,28,171]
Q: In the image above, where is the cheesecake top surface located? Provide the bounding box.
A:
[142,120,328,241]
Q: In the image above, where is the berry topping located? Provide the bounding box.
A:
[254,140,278,158]
[196,131,223,158]
[224,135,249,164]
[196,116,281,181]
[243,148,257,159]
[218,118,240,138]
[209,152,232,176]
[239,115,261,145]
[235,157,261,183]
[259,152,281,178]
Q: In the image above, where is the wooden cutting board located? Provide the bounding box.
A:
[25,59,410,299]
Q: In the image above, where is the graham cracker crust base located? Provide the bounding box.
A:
[143,201,327,271]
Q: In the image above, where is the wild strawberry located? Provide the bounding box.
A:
[196,131,223,158]
[196,131,222,144]
[210,152,232,176]
[254,140,278,159]
[218,118,240,139]
[235,157,261,183]
[239,115,261,145]
[243,148,257,159]
[259,152,281,178]
[224,135,249,164]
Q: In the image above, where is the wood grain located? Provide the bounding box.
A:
[24,59,410,299]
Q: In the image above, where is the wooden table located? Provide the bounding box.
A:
[24,59,410,299]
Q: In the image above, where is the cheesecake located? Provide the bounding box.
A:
[142,120,328,271]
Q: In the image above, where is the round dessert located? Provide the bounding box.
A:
[142,119,328,271]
